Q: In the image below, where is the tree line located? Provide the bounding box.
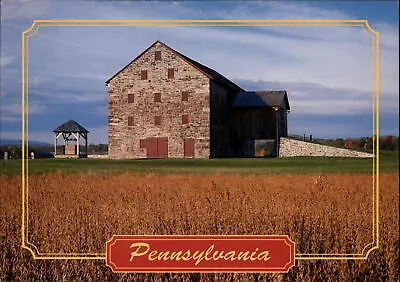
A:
[0,143,108,159]
[315,136,398,151]
[1,137,398,160]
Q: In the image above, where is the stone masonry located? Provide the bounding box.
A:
[279,138,373,158]
[107,41,210,159]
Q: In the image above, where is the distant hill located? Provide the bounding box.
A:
[0,139,51,146]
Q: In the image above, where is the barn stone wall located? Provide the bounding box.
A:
[279,138,373,158]
[108,42,210,159]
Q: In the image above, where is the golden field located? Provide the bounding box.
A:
[1,172,398,281]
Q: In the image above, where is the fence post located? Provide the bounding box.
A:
[4,152,8,160]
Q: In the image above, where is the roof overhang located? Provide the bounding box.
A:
[233,90,290,110]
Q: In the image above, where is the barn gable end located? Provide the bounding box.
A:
[107,41,212,159]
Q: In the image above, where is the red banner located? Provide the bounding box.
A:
[106,235,295,272]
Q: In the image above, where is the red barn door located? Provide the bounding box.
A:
[184,138,195,158]
[146,138,157,158]
[158,137,168,158]
[146,137,168,158]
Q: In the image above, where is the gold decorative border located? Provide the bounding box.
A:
[21,19,379,261]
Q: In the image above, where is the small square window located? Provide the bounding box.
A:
[155,116,161,126]
[154,93,161,102]
[155,51,161,61]
[141,70,148,80]
[182,91,189,101]
[168,68,174,79]
[128,116,134,126]
[182,114,189,124]
[128,94,134,103]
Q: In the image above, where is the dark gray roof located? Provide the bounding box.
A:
[233,90,290,110]
[53,120,89,133]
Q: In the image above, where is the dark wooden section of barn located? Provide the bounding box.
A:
[229,91,290,157]
[208,89,290,158]
[232,108,277,139]
[209,81,239,158]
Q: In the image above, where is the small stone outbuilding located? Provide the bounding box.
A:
[106,40,290,159]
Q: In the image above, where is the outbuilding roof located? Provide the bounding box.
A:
[233,90,290,110]
[53,120,89,133]
[105,40,243,92]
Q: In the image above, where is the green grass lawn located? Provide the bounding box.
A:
[0,150,397,175]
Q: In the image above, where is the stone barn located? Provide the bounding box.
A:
[106,40,290,159]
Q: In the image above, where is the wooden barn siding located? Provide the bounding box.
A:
[108,42,210,159]
[209,81,236,158]
[279,108,288,137]
[232,107,287,140]
[232,108,277,140]
[231,107,291,156]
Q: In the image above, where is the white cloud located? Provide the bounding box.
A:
[21,2,399,101]
[292,99,372,116]
[0,0,398,140]
[0,102,47,122]
[28,103,47,115]
[30,88,105,103]
[0,54,14,68]
[0,103,20,117]
[235,79,395,116]
[254,2,351,20]
[0,0,52,20]
[0,116,20,123]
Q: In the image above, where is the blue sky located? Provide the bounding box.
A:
[0,0,398,144]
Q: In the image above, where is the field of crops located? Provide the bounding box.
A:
[1,170,398,280]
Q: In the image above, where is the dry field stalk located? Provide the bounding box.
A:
[0,172,398,281]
